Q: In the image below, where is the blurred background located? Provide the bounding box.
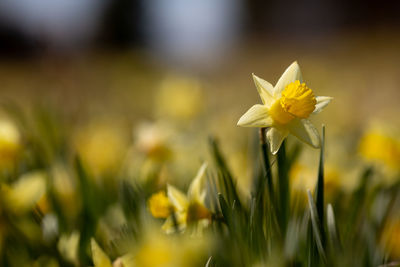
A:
[0,0,399,175]
[0,0,399,186]
[0,0,399,122]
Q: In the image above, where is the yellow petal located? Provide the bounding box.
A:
[274,61,303,98]
[58,231,80,264]
[167,184,189,212]
[267,128,288,155]
[252,74,274,106]
[3,171,46,214]
[288,119,320,148]
[237,104,273,127]
[148,191,172,218]
[313,96,333,114]
[91,238,113,267]
[187,163,207,202]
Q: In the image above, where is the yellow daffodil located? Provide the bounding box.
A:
[160,163,211,234]
[74,121,128,176]
[0,118,21,169]
[155,75,204,121]
[148,190,174,218]
[134,121,172,161]
[359,124,400,172]
[381,219,400,258]
[58,231,80,265]
[1,171,46,214]
[115,230,209,267]
[237,62,332,154]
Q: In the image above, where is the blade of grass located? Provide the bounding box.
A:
[75,156,97,265]
[307,190,327,263]
[218,193,232,228]
[209,137,241,207]
[315,125,326,247]
[327,203,342,252]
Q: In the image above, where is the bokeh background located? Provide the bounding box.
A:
[1,0,399,182]
[0,0,400,182]
[1,0,399,191]
[1,0,399,121]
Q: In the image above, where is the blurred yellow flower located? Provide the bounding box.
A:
[119,231,209,267]
[58,231,80,265]
[160,163,211,234]
[2,171,46,214]
[381,219,400,259]
[134,121,172,161]
[237,62,332,154]
[51,163,80,220]
[155,75,204,121]
[0,118,21,169]
[148,190,173,218]
[75,121,128,176]
[289,162,316,194]
[359,125,400,172]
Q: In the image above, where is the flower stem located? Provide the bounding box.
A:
[277,141,289,237]
[259,127,274,204]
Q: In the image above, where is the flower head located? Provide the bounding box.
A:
[0,118,21,169]
[152,163,211,234]
[148,190,174,218]
[237,62,332,154]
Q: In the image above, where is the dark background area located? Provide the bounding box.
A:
[0,0,399,57]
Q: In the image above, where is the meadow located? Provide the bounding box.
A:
[0,35,399,267]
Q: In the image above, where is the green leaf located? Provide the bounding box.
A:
[218,193,231,227]
[327,204,342,251]
[315,125,326,247]
[307,190,327,263]
[205,256,215,267]
[75,157,99,265]
[209,137,241,208]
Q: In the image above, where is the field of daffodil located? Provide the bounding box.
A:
[0,42,399,267]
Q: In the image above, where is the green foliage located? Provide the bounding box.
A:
[0,105,399,267]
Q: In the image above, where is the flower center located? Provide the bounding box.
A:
[269,80,316,125]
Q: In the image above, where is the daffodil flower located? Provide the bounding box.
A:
[237,62,332,154]
[161,163,211,234]
[148,190,174,218]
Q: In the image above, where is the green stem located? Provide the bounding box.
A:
[259,127,274,203]
[315,126,326,247]
[277,141,289,236]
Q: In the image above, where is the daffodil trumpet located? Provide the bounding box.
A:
[148,163,211,234]
[238,61,332,154]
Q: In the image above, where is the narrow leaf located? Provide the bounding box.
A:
[327,204,342,251]
[307,190,327,263]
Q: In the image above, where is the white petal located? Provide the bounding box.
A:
[237,104,273,127]
[167,184,189,212]
[267,127,288,155]
[188,163,207,202]
[274,61,303,97]
[313,96,333,114]
[162,213,187,234]
[252,73,274,106]
[288,119,320,148]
